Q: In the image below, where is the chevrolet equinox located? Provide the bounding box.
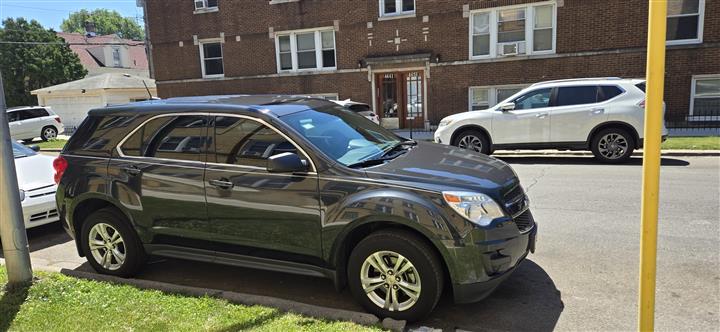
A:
[55,96,537,321]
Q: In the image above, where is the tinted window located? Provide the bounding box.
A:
[599,86,624,101]
[513,88,551,110]
[121,115,208,162]
[212,116,298,168]
[556,86,599,106]
[7,111,20,122]
[19,108,49,120]
[635,82,646,92]
[348,104,371,113]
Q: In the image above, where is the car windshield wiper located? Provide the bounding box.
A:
[380,140,417,158]
[347,140,416,169]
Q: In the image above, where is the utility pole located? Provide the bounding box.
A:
[0,72,33,286]
[638,0,667,331]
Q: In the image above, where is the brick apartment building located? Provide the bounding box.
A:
[142,0,719,129]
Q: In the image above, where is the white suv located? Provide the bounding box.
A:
[434,78,668,163]
[7,106,65,142]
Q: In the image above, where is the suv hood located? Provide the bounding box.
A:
[364,142,519,197]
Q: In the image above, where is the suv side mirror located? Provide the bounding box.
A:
[500,102,516,111]
[29,145,40,152]
[267,152,308,173]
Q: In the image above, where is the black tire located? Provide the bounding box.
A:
[40,126,58,141]
[80,208,145,277]
[453,129,491,155]
[590,127,636,163]
[347,230,444,322]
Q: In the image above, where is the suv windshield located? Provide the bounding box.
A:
[280,105,403,166]
[12,142,36,158]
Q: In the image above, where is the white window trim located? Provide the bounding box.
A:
[199,38,224,79]
[468,84,528,111]
[194,0,219,14]
[666,0,705,45]
[378,0,416,18]
[468,1,556,60]
[689,74,720,121]
[269,0,299,4]
[274,27,337,73]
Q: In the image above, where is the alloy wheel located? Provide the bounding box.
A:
[598,133,629,159]
[360,251,421,312]
[88,223,126,271]
[43,128,57,140]
[458,135,483,152]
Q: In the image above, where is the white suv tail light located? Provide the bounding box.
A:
[637,100,646,109]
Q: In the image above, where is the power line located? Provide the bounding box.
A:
[0,40,144,46]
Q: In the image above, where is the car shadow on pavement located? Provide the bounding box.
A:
[72,257,561,332]
[0,222,72,257]
[497,156,690,166]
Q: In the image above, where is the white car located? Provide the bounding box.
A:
[331,99,380,124]
[12,142,60,229]
[7,106,65,142]
[434,78,668,163]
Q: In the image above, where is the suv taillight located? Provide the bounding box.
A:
[637,100,646,109]
[54,116,62,123]
[53,156,68,184]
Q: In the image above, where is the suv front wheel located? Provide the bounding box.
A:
[454,129,491,155]
[591,128,636,163]
[347,230,443,322]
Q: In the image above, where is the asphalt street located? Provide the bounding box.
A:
[3,154,719,331]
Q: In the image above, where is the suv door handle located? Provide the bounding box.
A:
[123,165,142,176]
[209,179,234,190]
[592,108,605,114]
[535,113,548,118]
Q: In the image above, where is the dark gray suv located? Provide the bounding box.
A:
[54,95,537,321]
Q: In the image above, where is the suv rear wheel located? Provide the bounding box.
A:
[80,208,145,277]
[454,129,490,155]
[591,127,635,163]
[41,126,58,141]
[347,230,443,322]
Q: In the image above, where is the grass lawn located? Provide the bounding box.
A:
[661,136,720,150]
[0,266,382,332]
[22,139,67,150]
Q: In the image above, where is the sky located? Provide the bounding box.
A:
[0,0,142,31]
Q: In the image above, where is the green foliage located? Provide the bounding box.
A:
[60,9,144,40]
[661,136,720,150]
[0,18,87,107]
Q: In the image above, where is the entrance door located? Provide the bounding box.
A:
[376,71,425,129]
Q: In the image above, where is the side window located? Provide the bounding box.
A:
[8,111,20,122]
[599,86,624,102]
[20,108,49,119]
[120,115,208,162]
[212,116,298,168]
[556,86,600,106]
[513,88,551,110]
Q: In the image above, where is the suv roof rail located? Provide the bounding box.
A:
[530,77,624,87]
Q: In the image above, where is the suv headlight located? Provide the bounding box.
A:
[442,191,506,226]
[19,189,26,202]
[438,118,453,127]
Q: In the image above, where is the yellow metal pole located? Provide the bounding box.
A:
[639,0,667,331]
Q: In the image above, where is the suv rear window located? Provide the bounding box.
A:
[599,86,624,101]
[19,108,49,120]
[120,115,209,162]
[555,86,599,106]
[635,82,646,92]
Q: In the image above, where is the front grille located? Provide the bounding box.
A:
[513,210,534,233]
[29,209,58,222]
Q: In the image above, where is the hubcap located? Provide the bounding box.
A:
[44,128,57,139]
[598,133,629,159]
[360,251,421,312]
[88,223,126,271]
[458,135,483,152]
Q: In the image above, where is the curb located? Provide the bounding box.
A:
[60,269,385,328]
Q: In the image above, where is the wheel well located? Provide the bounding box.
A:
[334,222,452,293]
[71,199,123,255]
[450,125,492,146]
[587,122,640,147]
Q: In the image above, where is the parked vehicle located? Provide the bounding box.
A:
[331,99,380,124]
[11,142,60,229]
[434,78,669,163]
[55,96,536,321]
[7,106,64,142]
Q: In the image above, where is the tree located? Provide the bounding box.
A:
[0,18,87,107]
[61,9,144,40]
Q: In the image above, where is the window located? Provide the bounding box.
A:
[120,115,208,162]
[690,76,720,118]
[194,0,218,11]
[19,108,49,120]
[275,28,336,72]
[469,1,556,59]
[512,88,551,110]
[555,86,600,106]
[211,116,299,167]
[8,111,20,122]
[200,41,224,78]
[112,48,121,67]
[599,86,624,101]
[469,86,526,111]
[666,0,704,44]
[380,0,415,17]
